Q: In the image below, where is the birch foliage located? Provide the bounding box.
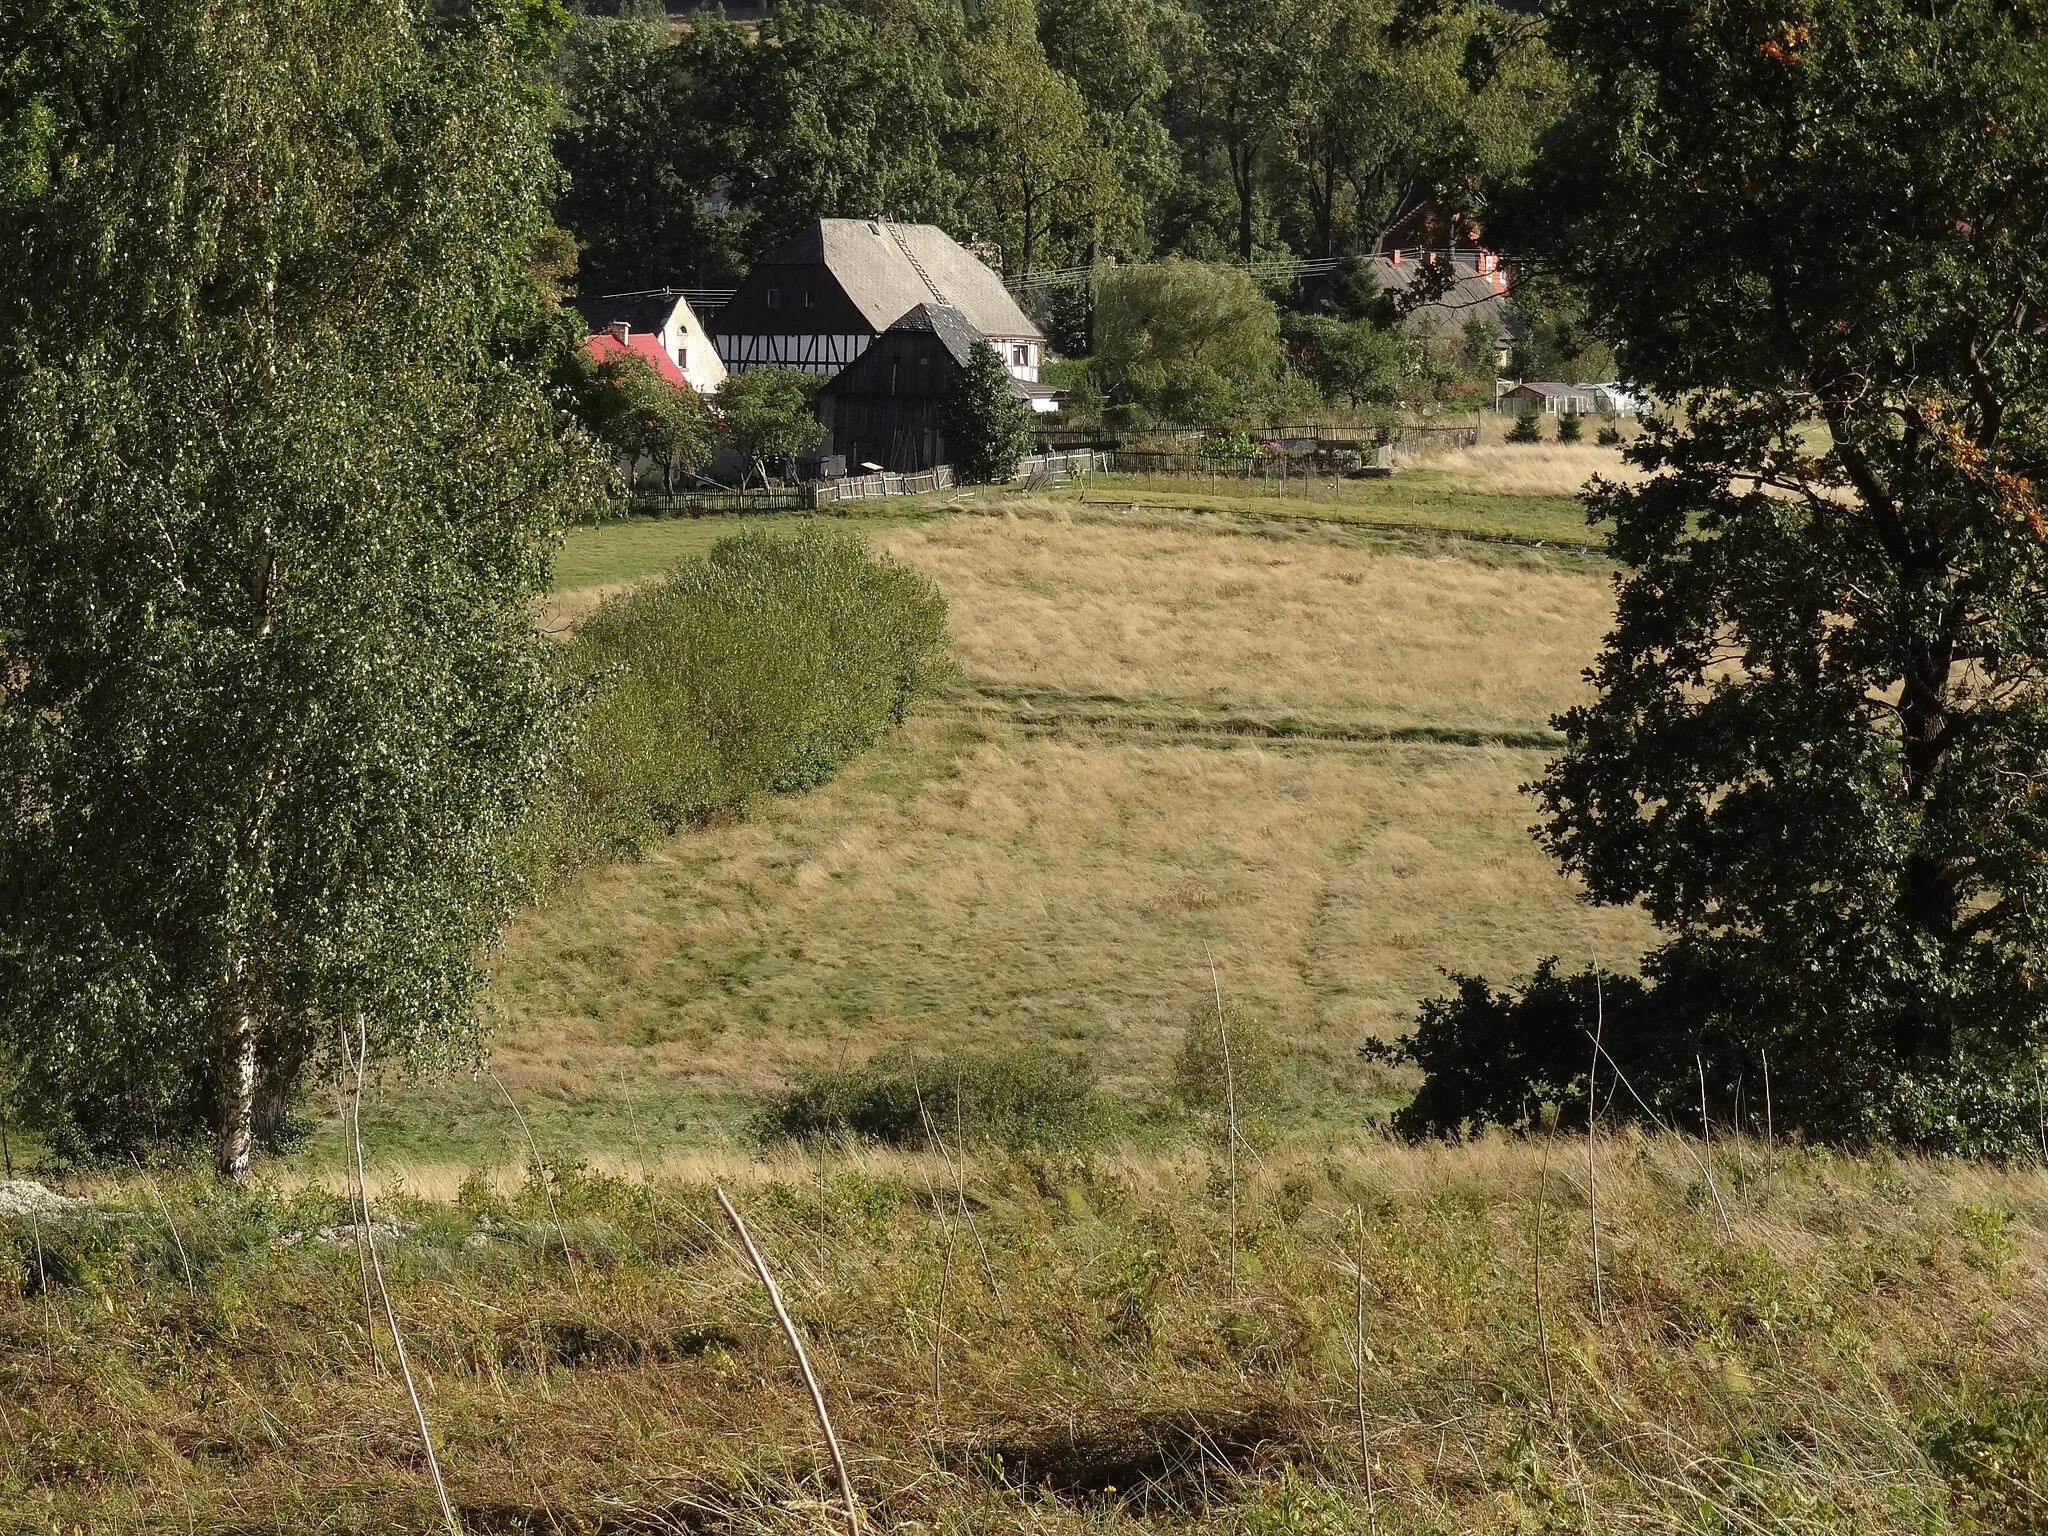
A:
[0,0,607,1173]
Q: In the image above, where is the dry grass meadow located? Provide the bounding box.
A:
[382,494,1658,1173]
[14,1133,2048,1533]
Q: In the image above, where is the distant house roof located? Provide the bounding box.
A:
[750,220,1043,341]
[1508,382,1590,399]
[573,292,692,339]
[821,304,1035,401]
[583,329,690,389]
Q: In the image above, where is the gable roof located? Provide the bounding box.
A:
[754,220,1042,341]
[573,291,694,339]
[583,330,690,390]
[886,302,984,366]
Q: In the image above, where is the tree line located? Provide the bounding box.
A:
[552,0,1562,291]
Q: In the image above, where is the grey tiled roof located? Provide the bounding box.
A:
[757,221,1043,341]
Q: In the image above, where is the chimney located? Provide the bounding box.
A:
[608,321,630,343]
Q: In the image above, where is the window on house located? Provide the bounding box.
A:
[803,291,816,309]
[765,288,780,309]
[678,347,688,371]
[1012,345,1030,367]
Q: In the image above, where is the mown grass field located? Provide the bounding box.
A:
[304,452,1652,1179]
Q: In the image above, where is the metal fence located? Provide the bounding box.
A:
[628,488,808,517]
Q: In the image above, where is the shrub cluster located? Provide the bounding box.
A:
[1385,956,2048,1158]
[757,1048,1104,1150]
[530,529,949,871]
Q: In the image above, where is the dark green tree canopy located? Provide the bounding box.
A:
[947,340,1036,483]
[1476,0,2048,1144]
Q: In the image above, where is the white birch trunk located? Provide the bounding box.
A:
[215,1011,256,1182]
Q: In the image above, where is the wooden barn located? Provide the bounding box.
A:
[813,303,1034,472]
[714,219,1045,383]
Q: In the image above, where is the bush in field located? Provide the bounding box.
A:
[1554,411,1583,442]
[534,529,949,868]
[758,1047,1103,1149]
[1283,315,1403,413]
[1506,410,1540,443]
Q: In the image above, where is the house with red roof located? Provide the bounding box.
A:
[582,321,693,389]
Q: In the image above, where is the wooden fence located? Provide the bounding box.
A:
[1391,424,1481,454]
[1016,449,1112,487]
[1110,445,1394,478]
[807,465,954,507]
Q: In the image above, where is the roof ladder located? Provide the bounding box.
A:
[888,224,952,307]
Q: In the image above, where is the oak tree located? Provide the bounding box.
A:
[1481,0,2048,1144]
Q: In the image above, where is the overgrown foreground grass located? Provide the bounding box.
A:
[6,1137,2046,1533]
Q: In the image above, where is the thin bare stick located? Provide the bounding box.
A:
[912,1082,957,1415]
[1207,947,1239,1298]
[1534,1138,1556,1415]
[2036,1065,2046,1168]
[1351,1204,1378,1536]
[0,1088,12,1178]
[488,1071,580,1296]
[715,1186,859,1536]
[1587,972,1604,1326]
[348,1019,460,1536]
[337,1064,381,1377]
[1696,1055,1731,1236]
[1761,1048,1774,1163]
[131,1155,194,1289]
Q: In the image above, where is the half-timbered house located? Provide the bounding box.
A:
[714,219,1045,382]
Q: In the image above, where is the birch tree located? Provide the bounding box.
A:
[0,0,606,1177]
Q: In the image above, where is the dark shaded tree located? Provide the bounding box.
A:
[947,341,1035,482]
[1411,0,2048,1149]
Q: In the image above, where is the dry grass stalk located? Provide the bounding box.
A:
[1592,1036,1731,1239]
[1762,1048,1775,1163]
[345,1018,460,1536]
[1208,949,1240,1299]
[131,1155,194,1290]
[1534,1138,1556,1416]
[1350,1203,1378,1536]
[912,1082,959,1415]
[1696,1054,1732,1233]
[713,1185,860,1536]
[488,1071,581,1297]
[1587,973,1604,1326]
